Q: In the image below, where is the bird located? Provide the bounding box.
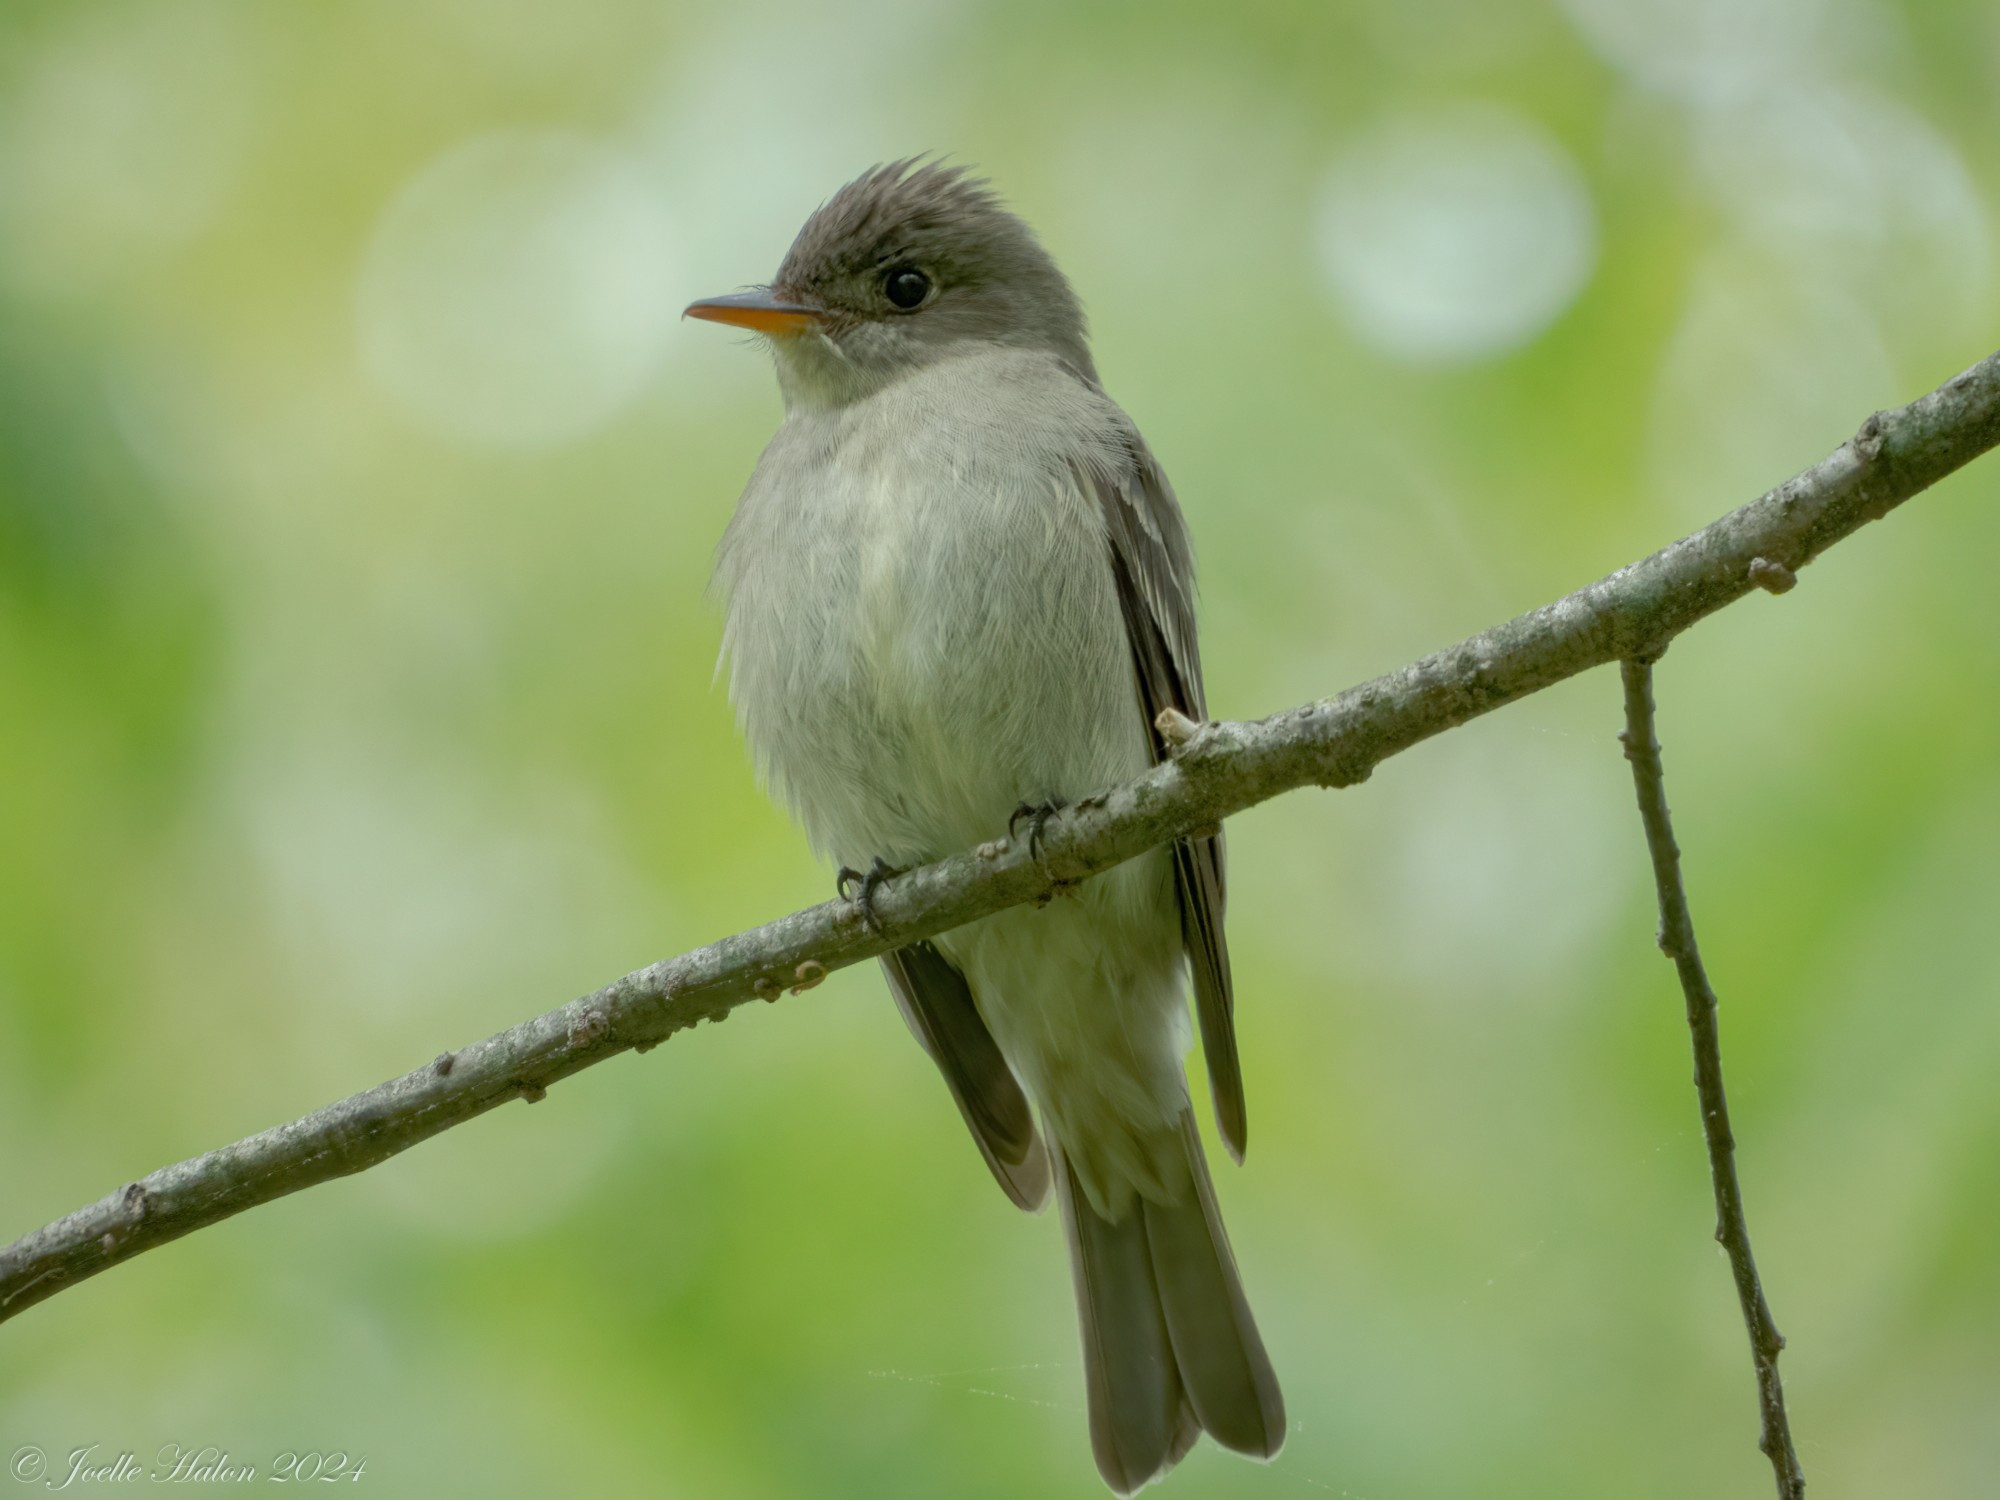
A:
[685,159,1283,1494]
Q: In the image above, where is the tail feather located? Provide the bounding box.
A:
[1145,1112,1284,1457]
[1056,1149,1197,1495]
[1058,1114,1284,1493]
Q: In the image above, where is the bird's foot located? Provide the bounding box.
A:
[836,857,905,938]
[1008,798,1069,868]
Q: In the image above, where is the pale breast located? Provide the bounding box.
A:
[714,350,1152,868]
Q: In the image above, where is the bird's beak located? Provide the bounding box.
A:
[682,288,825,337]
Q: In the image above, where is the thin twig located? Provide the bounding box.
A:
[4,347,2000,1327]
[1619,658,1805,1500]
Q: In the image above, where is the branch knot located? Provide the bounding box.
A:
[1748,557,1797,595]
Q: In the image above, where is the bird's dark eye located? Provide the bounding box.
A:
[883,266,931,310]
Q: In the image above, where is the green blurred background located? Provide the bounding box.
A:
[3,0,1997,1495]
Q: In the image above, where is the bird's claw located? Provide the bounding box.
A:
[1008,798,1068,867]
[836,857,903,938]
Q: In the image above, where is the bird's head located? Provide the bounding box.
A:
[685,159,1094,408]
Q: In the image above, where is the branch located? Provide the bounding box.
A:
[6,347,2000,1328]
[1620,660,1805,1500]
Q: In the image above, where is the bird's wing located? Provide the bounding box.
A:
[1078,444,1247,1162]
[880,942,1051,1211]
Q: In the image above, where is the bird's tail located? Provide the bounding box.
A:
[1055,1110,1285,1495]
